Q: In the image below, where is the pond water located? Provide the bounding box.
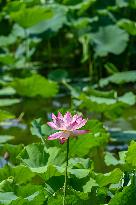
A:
[0,95,70,145]
[0,96,136,150]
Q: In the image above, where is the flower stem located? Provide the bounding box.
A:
[63,138,69,205]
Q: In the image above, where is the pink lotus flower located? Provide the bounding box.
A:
[47,112,89,144]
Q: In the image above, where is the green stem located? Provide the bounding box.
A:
[63,138,69,205]
[24,29,29,64]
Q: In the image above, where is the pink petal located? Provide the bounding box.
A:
[75,119,87,129]
[48,131,70,141]
[67,121,78,130]
[55,117,65,130]
[72,130,90,136]
[64,112,72,123]
[47,122,59,130]
[72,114,81,122]
[52,113,56,121]
[57,112,63,120]
[48,131,63,140]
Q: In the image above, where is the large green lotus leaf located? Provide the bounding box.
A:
[0,35,16,47]
[0,136,14,144]
[0,99,20,107]
[0,192,19,205]
[95,168,123,187]
[18,143,65,176]
[0,144,24,165]
[0,165,35,185]
[125,141,136,169]
[9,198,28,205]
[69,0,96,15]
[0,54,15,65]
[0,110,14,122]
[69,120,109,157]
[118,19,136,35]
[10,74,58,98]
[0,178,14,192]
[99,71,136,87]
[118,92,136,105]
[30,118,53,140]
[83,177,98,193]
[78,93,126,116]
[129,0,136,8]
[116,0,128,7]
[109,185,136,205]
[90,25,129,56]
[47,187,88,205]
[18,143,49,169]
[83,87,117,98]
[104,151,126,166]
[0,185,46,205]
[10,6,53,28]
[16,184,47,205]
[0,87,16,96]
[104,152,120,166]
[28,5,67,34]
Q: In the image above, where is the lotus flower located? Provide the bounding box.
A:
[47,112,89,144]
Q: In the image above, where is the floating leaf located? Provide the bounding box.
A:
[28,5,67,34]
[18,143,65,178]
[116,0,128,7]
[0,192,18,205]
[125,141,136,169]
[90,25,129,56]
[10,74,58,98]
[0,110,15,122]
[109,185,136,205]
[0,87,16,96]
[99,71,136,87]
[48,69,68,82]
[0,165,35,185]
[69,120,109,157]
[0,136,14,144]
[95,168,123,187]
[118,19,136,35]
[118,92,136,105]
[104,152,119,166]
[83,178,98,193]
[10,6,53,28]
[0,99,20,107]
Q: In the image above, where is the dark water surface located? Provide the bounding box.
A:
[0,96,136,150]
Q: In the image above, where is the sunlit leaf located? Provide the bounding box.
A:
[104,152,119,166]
[10,6,53,28]
[95,168,123,187]
[99,71,136,87]
[28,5,67,34]
[0,136,14,144]
[69,120,109,157]
[48,69,68,82]
[0,192,18,205]
[0,110,15,122]
[10,74,58,98]
[0,165,35,185]
[125,141,136,169]
[90,25,129,56]
[83,178,98,193]
[118,19,136,35]
[0,144,24,165]
[0,87,16,96]
[109,185,136,205]
[0,99,20,107]
[18,143,65,178]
